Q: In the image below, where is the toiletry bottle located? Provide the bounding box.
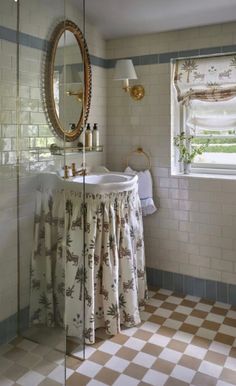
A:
[92,123,99,148]
[85,123,92,150]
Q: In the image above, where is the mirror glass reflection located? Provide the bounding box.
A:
[54,31,83,133]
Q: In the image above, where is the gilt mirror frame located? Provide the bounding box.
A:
[44,19,92,142]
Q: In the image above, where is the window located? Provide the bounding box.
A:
[171,53,236,175]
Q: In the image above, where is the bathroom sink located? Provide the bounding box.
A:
[39,172,138,194]
[71,172,137,193]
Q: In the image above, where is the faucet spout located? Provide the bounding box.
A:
[77,168,88,176]
[71,162,88,176]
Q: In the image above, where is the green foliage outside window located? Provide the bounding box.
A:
[174,131,209,164]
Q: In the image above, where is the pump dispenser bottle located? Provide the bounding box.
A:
[85,123,92,149]
[92,123,99,148]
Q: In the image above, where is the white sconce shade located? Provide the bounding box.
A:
[113,59,137,81]
[113,59,145,101]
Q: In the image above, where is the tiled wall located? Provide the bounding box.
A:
[0,0,106,339]
[106,22,236,287]
[1,1,236,343]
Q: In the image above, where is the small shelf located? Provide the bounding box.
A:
[29,145,104,156]
[51,145,104,155]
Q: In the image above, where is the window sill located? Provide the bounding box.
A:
[171,171,236,180]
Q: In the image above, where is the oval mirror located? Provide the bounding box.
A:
[44,20,92,141]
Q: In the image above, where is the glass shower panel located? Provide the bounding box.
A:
[0,0,18,348]
[18,0,68,384]
[63,0,87,362]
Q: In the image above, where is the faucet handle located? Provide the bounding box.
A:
[64,164,69,179]
[71,162,76,176]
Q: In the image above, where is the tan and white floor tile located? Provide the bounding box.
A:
[67,288,236,386]
[1,288,236,385]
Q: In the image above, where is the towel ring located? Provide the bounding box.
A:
[126,147,151,170]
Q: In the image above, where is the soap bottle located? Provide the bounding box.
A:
[85,123,92,150]
[92,123,99,149]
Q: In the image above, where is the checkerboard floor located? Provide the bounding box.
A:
[0,288,236,385]
[67,288,236,386]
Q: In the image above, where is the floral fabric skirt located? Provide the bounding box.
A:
[30,185,148,344]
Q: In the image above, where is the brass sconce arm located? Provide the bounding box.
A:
[66,90,83,102]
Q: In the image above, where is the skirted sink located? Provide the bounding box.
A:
[39,171,138,193]
[31,169,147,345]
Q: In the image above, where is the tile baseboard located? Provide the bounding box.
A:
[146,267,236,306]
[1,270,235,346]
[0,307,29,345]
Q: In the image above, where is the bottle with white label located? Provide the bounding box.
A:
[92,123,99,149]
[85,123,92,150]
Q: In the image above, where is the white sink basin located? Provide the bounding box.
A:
[39,172,138,194]
[72,172,137,193]
[73,174,128,184]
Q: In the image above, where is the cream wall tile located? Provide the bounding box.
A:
[107,18,236,284]
[0,0,107,325]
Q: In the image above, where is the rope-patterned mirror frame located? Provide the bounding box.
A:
[44,20,92,142]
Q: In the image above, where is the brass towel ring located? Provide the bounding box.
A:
[126,147,151,170]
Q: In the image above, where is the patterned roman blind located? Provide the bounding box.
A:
[173,54,236,104]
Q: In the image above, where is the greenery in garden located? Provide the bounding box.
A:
[174,131,209,163]
[191,130,236,154]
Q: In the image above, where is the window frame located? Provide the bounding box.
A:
[171,53,236,177]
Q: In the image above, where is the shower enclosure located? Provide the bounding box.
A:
[0,0,88,384]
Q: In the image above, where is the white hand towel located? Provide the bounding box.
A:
[125,166,157,216]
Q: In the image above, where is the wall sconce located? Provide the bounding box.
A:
[113,59,145,101]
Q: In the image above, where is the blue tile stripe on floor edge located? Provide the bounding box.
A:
[0,269,235,345]
[146,267,236,306]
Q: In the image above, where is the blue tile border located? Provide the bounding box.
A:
[1,24,236,69]
[107,44,236,68]
[1,269,235,345]
[0,307,29,345]
[146,267,236,306]
[0,313,17,345]
[0,25,48,51]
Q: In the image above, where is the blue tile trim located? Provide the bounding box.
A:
[105,45,236,69]
[146,267,162,288]
[1,24,236,69]
[173,273,184,293]
[0,313,17,344]
[222,44,236,53]
[217,281,228,303]
[183,275,195,296]
[179,49,200,58]
[0,307,29,345]
[206,280,217,300]
[199,47,222,56]
[147,267,236,305]
[0,25,48,51]
[229,284,236,306]
[163,271,173,291]
[159,51,179,63]
[90,55,107,68]
[194,277,205,298]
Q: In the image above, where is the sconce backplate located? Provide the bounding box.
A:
[130,85,145,101]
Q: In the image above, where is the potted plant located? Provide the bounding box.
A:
[174,131,209,174]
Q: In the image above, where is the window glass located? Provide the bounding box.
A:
[186,97,236,166]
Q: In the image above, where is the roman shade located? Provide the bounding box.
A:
[173,54,236,104]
